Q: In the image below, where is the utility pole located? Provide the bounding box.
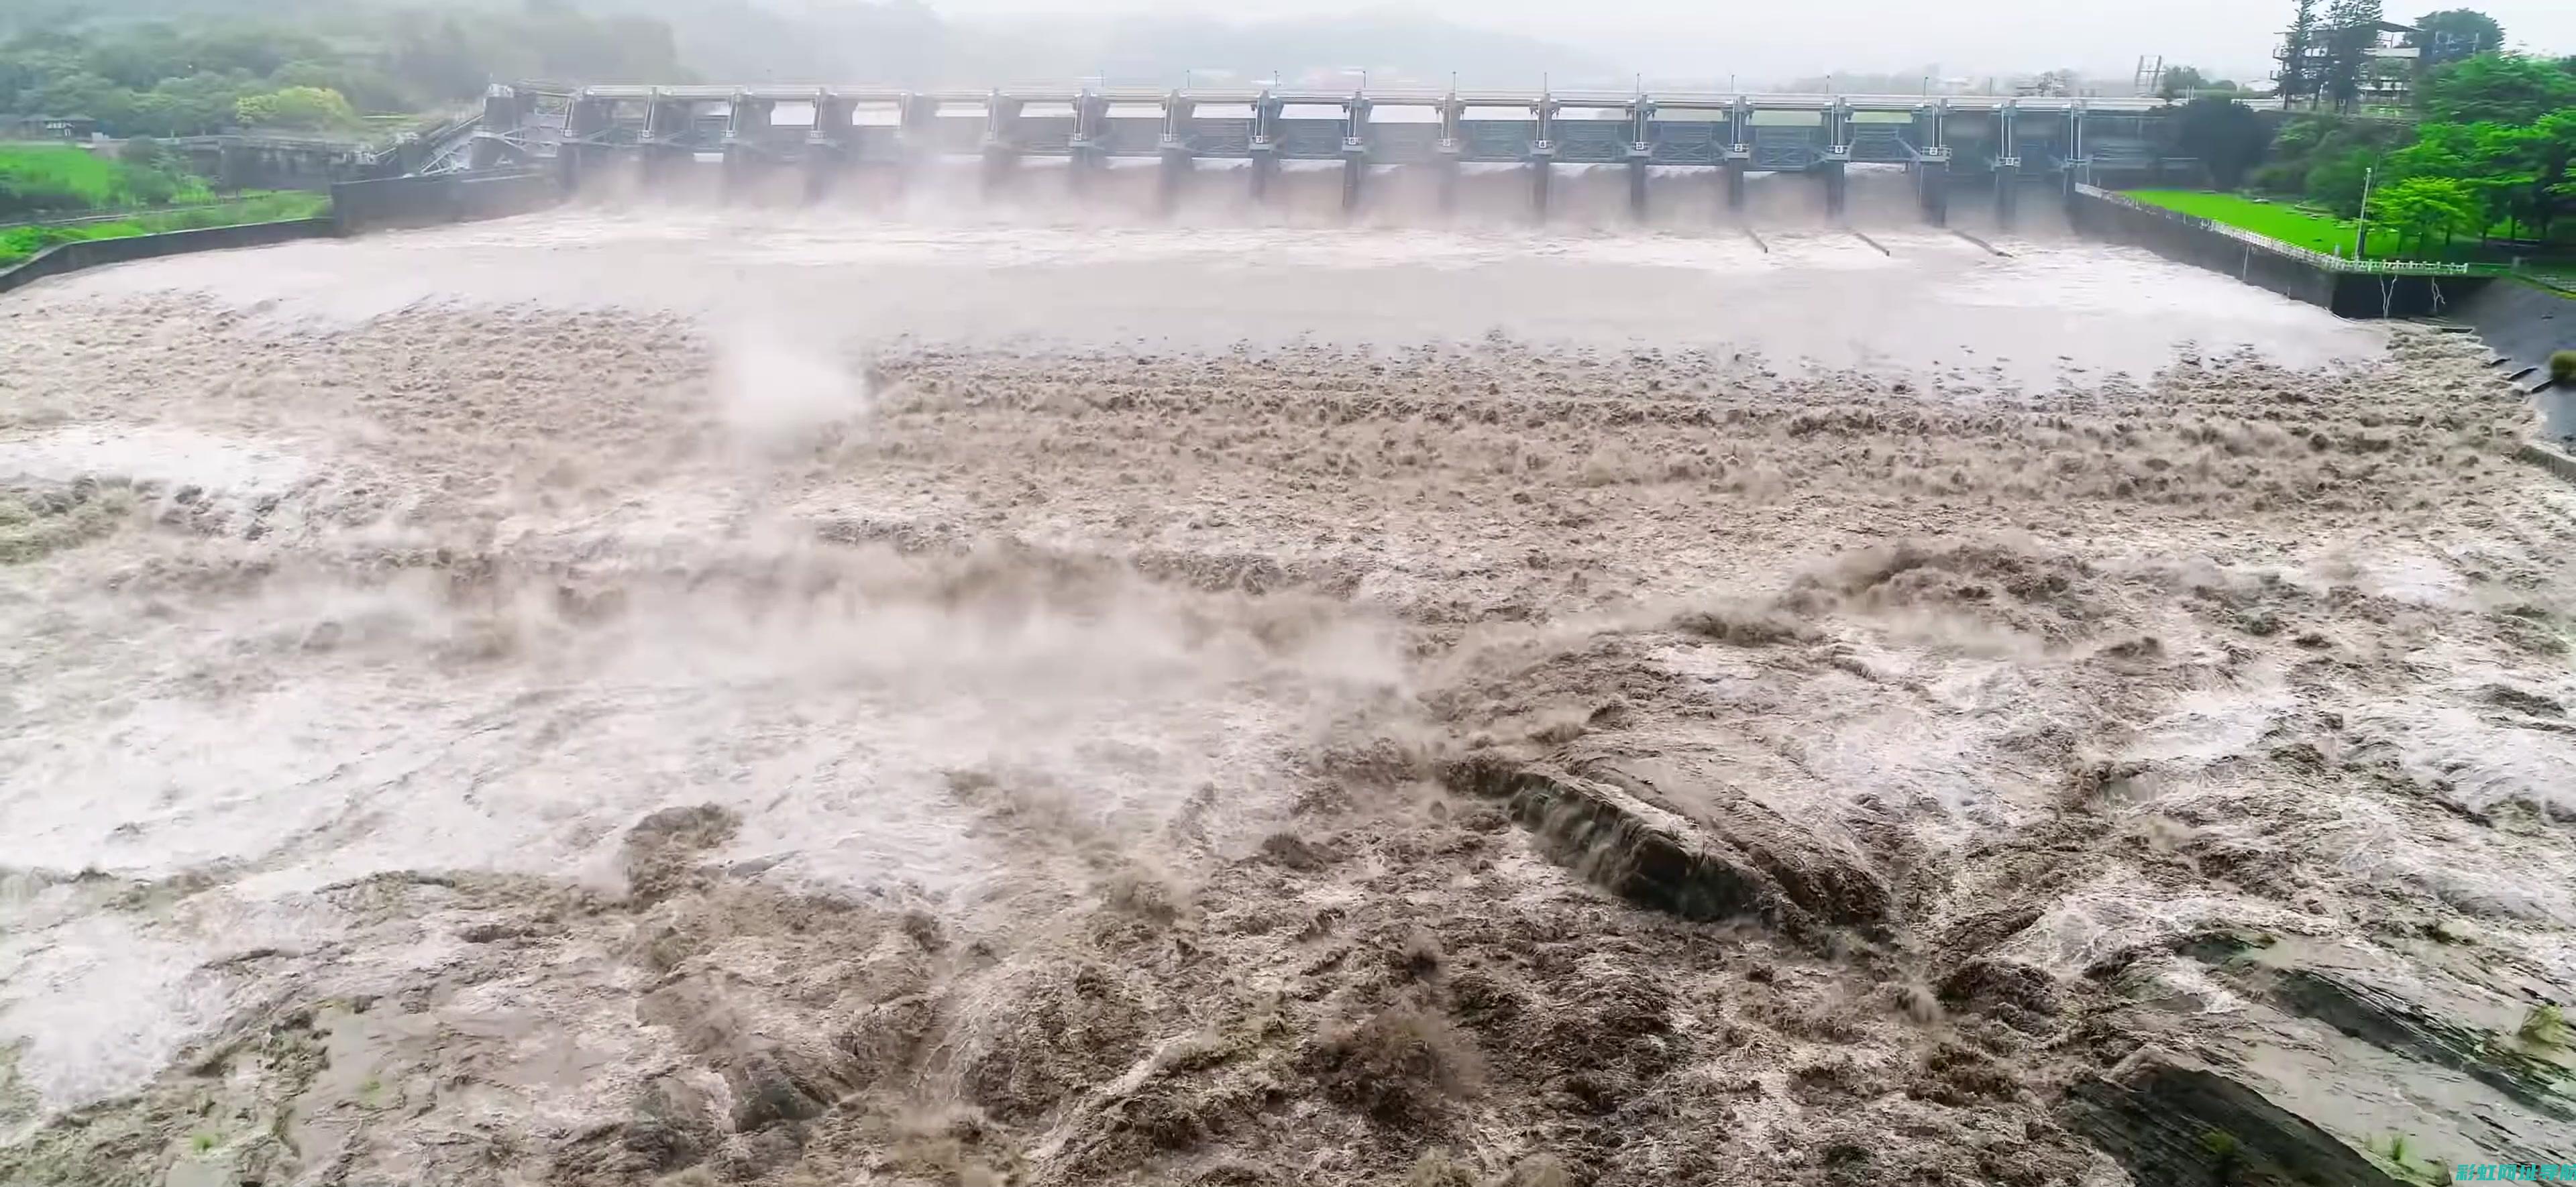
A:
[2354,162,2376,258]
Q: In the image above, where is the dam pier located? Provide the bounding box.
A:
[464,83,2189,224]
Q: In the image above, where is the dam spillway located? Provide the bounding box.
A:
[460,83,2196,225]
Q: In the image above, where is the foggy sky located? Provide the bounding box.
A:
[913,0,2576,85]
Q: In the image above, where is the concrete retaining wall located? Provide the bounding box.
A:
[2067,188,2489,319]
[2519,441,2576,484]
[1,170,571,296]
[2449,278,2570,372]
[0,218,338,295]
[331,171,565,234]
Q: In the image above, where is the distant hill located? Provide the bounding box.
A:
[566,1,1611,88]
[943,10,1615,90]
[4,0,1611,93]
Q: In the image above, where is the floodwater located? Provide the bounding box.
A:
[62,162,2381,386]
[3,180,2564,1187]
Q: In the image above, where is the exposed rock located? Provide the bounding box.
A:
[2059,1052,2401,1187]
[2482,683,2565,718]
[1439,752,1891,939]
[1938,958,2063,1030]
[1442,754,1795,929]
[2266,968,2573,1119]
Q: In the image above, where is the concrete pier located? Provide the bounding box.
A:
[1248,142,1275,201]
[1918,160,1949,226]
[1529,144,1554,221]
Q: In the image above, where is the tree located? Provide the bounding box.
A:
[2176,97,2269,188]
[2409,8,2505,64]
[2160,65,2209,100]
[2308,147,2376,215]
[2321,0,2385,113]
[2368,175,2480,253]
[2420,53,2576,125]
[125,72,253,137]
[232,85,357,131]
[2279,0,2323,108]
[2496,109,2576,237]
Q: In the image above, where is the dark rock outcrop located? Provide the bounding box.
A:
[2267,968,2573,1119]
[2059,1053,2401,1187]
[1440,752,1892,939]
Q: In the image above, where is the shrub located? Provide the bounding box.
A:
[2551,351,2576,386]
[2522,1002,2569,1048]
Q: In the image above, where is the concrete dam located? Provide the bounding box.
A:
[462,83,2191,224]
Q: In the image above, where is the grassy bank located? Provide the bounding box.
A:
[0,144,215,215]
[2124,188,2576,278]
[2122,190,2367,255]
[0,192,331,267]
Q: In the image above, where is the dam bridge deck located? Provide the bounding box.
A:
[466,83,2196,225]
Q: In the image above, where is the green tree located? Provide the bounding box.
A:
[2368,174,2480,252]
[2160,65,2209,100]
[2503,109,2576,237]
[125,72,252,137]
[233,84,356,130]
[2409,9,2505,64]
[2176,97,2269,188]
[2320,0,2385,113]
[28,69,132,123]
[2308,147,2377,215]
[2420,53,2576,125]
[2279,0,2324,108]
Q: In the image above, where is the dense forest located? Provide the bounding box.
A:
[0,0,1608,142]
[0,3,689,138]
[2238,51,2576,248]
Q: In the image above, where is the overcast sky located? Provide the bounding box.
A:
[912,0,2576,83]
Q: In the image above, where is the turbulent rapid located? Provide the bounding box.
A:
[1,194,2570,1187]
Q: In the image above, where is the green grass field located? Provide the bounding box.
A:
[2125,188,2576,280]
[0,192,331,267]
[2121,189,2367,256]
[0,144,216,213]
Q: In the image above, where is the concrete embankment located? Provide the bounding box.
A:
[2066,185,2487,319]
[0,218,337,294]
[328,170,564,234]
[0,170,567,292]
[2449,277,2570,372]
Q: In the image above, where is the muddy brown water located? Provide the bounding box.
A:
[1,203,2570,1187]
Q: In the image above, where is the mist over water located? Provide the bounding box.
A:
[66,158,2378,388]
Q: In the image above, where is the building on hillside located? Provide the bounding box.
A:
[2273,20,2424,111]
[7,115,99,141]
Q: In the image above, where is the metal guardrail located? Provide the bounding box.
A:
[2076,185,2477,276]
[557,82,2170,114]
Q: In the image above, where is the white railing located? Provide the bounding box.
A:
[2077,184,2476,276]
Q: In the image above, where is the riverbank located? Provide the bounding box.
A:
[2125,188,2576,280]
[0,192,331,267]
